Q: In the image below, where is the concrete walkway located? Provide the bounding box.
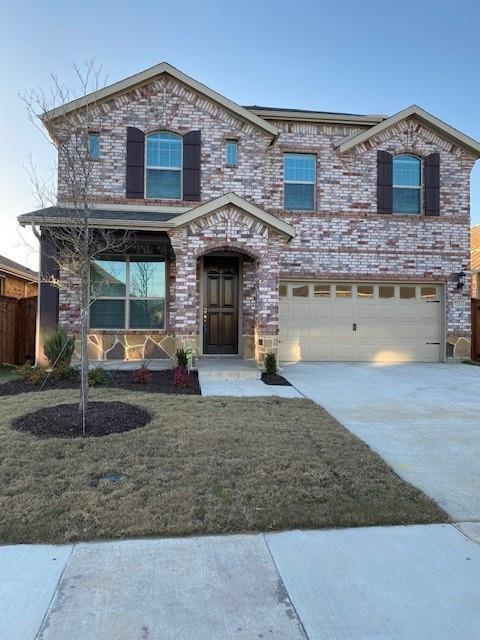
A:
[283,362,480,521]
[2,524,480,640]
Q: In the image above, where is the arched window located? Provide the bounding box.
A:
[393,154,422,214]
[145,132,182,199]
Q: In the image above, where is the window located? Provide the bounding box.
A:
[314,284,331,298]
[0,276,4,296]
[88,132,100,160]
[421,286,437,300]
[279,284,288,297]
[357,285,374,298]
[400,286,416,299]
[336,285,352,298]
[226,140,238,165]
[393,154,422,214]
[146,132,182,199]
[90,256,166,330]
[292,285,309,297]
[284,153,316,210]
[379,285,395,299]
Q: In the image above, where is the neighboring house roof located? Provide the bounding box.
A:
[0,255,38,282]
[336,105,480,157]
[471,225,480,271]
[18,194,296,239]
[42,62,279,138]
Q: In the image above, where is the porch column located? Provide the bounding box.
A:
[254,258,280,364]
[167,228,199,358]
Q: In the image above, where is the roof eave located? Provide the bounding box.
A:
[41,62,278,138]
[336,105,480,157]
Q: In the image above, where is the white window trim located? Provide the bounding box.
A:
[283,153,317,211]
[145,132,183,201]
[90,256,166,330]
[392,154,424,214]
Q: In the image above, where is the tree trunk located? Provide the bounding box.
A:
[79,249,90,436]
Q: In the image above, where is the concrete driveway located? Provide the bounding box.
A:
[283,362,480,522]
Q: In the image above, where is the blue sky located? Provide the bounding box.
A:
[1,0,479,268]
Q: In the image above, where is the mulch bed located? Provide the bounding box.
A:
[12,401,151,438]
[261,372,292,386]
[0,369,200,396]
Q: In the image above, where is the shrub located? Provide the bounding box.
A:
[18,364,49,385]
[173,365,191,387]
[88,367,108,387]
[44,328,75,368]
[176,348,189,368]
[53,364,80,381]
[131,366,153,384]
[264,352,277,375]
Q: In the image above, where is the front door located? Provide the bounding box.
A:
[203,257,238,354]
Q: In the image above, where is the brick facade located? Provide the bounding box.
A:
[54,70,476,362]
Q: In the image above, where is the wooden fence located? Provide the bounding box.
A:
[472,299,480,361]
[0,295,37,365]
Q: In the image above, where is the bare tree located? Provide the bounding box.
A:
[20,60,132,435]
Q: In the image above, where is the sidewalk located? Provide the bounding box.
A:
[2,524,480,640]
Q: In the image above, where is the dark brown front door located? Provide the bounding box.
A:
[203,257,238,354]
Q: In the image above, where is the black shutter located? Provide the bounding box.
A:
[183,130,201,201]
[424,153,440,216]
[377,150,393,214]
[126,127,145,199]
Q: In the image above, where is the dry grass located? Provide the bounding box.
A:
[0,389,447,543]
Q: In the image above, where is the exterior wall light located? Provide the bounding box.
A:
[456,270,466,290]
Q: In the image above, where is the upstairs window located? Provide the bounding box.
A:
[226,139,238,166]
[284,153,316,210]
[88,132,100,160]
[393,154,422,214]
[146,132,182,199]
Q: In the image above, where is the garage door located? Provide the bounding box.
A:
[278,282,443,362]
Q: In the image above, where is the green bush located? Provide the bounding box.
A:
[88,367,108,387]
[176,348,189,368]
[44,328,75,368]
[17,363,49,385]
[264,352,277,375]
[53,364,80,381]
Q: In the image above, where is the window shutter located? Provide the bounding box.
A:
[126,127,145,199]
[424,153,440,216]
[377,150,393,214]
[183,130,201,201]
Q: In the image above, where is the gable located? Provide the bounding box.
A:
[336,105,480,157]
[173,193,295,238]
[42,62,277,138]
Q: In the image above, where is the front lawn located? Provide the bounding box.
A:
[0,364,20,384]
[0,389,447,543]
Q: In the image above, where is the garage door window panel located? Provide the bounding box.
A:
[379,285,395,299]
[400,286,416,299]
[336,285,352,298]
[421,286,437,300]
[314,284,331,298]
[357,285,374,299]
[292,285,309,297]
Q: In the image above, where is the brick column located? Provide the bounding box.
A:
[167,229,199,358]
[254,257,280,364]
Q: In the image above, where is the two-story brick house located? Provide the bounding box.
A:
[18,62,479,364]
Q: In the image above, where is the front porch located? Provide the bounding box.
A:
[77,197,289,363]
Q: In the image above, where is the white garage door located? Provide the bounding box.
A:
[278,282,443,363]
